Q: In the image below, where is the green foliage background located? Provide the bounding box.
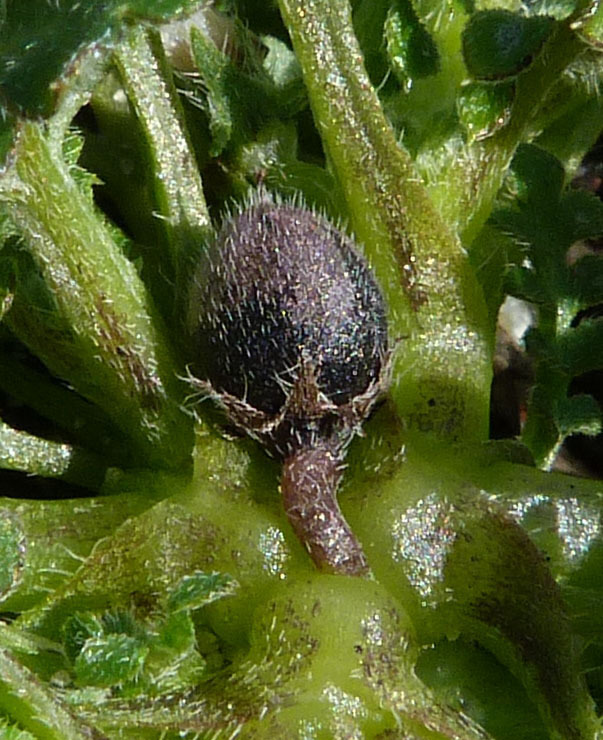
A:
[1,0,603,737]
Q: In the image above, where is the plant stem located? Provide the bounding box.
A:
[0,120,192,469]
[460,24,586,245]
[277,0,492,443]
[0,420,106,488]
[113,27,213,330]
[281,442,370,575]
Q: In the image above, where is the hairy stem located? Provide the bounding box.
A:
[0,420,106,489]
[113,27,213,331]
[277,0,492,444]
[0,120,192,468]
[281,442,369,576]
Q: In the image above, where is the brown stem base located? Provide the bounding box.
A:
[281,443,369,576]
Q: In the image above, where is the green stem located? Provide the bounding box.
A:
[0,120,192,469]
[0,420,105,488]
[460,24,586,245]
[113,27,213,331]
[278,0,492,442]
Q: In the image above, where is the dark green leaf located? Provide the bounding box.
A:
[63,614,103,664]
[555,393,602,437]
[505,143,565,208]
[560,318,603,376]
[570,255,603,306]
[352,0,391,85]
[0,0,202,116]
[504,264,550,304]
[0,109,17,167]
[462,10,554,79]
[385,0,440,89]
[562,188,603,242]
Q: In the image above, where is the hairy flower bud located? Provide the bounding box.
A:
[189,195,389,575]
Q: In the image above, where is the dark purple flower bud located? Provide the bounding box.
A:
[189,195,389,575]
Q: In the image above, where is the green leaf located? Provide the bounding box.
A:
[457,23,586,243]
[0,0,202,116]
[504,264,550,304]
[0,649,100,739]
[502,141,565,208]
[462,10,555,79]
[536,84,603,176]
[562,188,603,241]
[457,81,515,141]
[491,146,603,467]
[352,0,391,85]
[101,609,145,638]
[560,318,603,376]
[385,0,440,90]
[0,719,36,740]
[469,224,521,330]
[0,488,159,613]
[167,570,238,612]
[555,394,602,437]
[64,605,207,695]
[189,27,235,156]
[63,614,104,664]
[571,255,603,306]
[74,633,149,687]
[145,612,206,692]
